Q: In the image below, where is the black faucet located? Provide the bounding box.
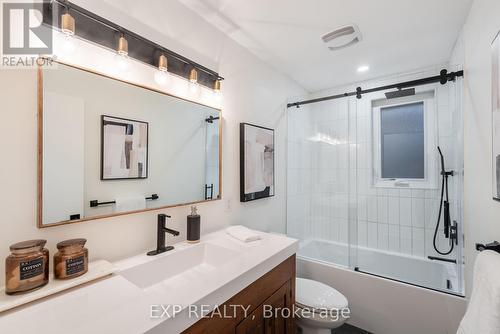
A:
[147,214,180,256]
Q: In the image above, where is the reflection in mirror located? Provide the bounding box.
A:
[39,62,221,227]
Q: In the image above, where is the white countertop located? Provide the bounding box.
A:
[0,229,298,334]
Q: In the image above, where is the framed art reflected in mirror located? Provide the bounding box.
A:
[101,115,148,180]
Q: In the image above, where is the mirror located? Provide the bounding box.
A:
[38,62,221,227]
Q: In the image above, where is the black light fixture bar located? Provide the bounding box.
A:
[287,69,463,108]
[43,0,223,88]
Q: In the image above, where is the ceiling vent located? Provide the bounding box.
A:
[322,24,362,51]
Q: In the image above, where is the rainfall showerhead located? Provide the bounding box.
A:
[385,88,415,99]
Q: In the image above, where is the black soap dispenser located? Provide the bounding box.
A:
[187,206,200,243]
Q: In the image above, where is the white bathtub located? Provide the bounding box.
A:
[299,239,459,293]
[297,239,467,334]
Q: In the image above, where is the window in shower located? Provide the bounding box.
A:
[380,102,425,179]
[372,93,437,189]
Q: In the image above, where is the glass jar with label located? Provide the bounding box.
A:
[54,238,88,279]
[5,239,49,295]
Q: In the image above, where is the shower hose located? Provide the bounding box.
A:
[433,146,454,256]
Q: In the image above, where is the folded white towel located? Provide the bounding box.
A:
[226,225,261,243]
[457,250,500,334]
[115,195,146,212]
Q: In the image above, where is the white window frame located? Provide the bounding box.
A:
[372,90,438,189]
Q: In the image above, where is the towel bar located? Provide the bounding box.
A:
[475,241,500,253]
[89,194,159,208]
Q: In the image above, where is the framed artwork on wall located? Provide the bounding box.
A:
[240,123,275,202]
[492,31,500,200]
[101,115,148,180]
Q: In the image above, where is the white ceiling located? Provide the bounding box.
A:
[178,0,472,92]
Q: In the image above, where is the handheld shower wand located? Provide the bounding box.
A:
[433,147,456,255]
[438,148,451,239]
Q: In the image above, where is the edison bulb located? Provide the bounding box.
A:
[115,54,129,71]
[214,90,222,102]
[61,34,75,54]
[154,70,170,86]
[189,82,199,94]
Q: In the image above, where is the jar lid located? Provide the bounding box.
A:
[56,238,87,250]
[10,239,47,251]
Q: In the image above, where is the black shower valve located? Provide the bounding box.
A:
[441,170,454,176]
[449,221,458,246]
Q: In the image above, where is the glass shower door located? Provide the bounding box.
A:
[351,76,464,295]
[287,98,356,269]
[286,72,463,296]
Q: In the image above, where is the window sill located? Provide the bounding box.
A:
[374,179,437,190]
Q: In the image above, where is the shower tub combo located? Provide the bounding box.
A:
[287,71,466,334]
[296,240,466,334]
[299,239,459,293]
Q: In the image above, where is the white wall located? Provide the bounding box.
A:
[450,0,500,296]
[0,0,305,286]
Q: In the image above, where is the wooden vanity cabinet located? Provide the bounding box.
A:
[183,255,296,334]
[235,282,290,334]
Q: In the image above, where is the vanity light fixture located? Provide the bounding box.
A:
[115,34,129,71]
[59,10,76,54]
[213,79,222,101]
[61,12,75,36]
[189,68,199,93]
[158,54,168,72]
[117,35,128,56]
[189,68,198,84]
[154,54,170,85]
[214,79,221,92]
[46,1,224,89]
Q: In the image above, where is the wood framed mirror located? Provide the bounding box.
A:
[37,61,222,228]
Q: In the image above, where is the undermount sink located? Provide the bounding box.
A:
[120,243,241,289]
